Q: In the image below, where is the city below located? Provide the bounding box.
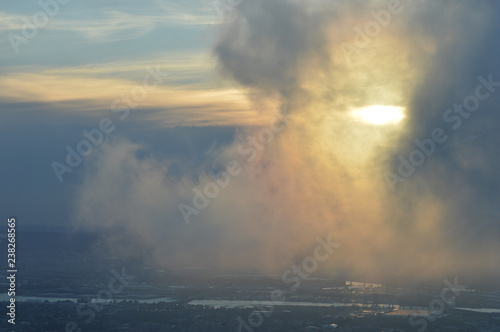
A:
[0,231,499,331]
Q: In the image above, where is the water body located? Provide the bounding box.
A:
[188,300,399,309]
[2,295,497,314]
[0,294,175,304]
[455,307,500,314]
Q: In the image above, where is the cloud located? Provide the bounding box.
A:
[0,53,264,127]
[0,1,218,43]
[73,0,500,284]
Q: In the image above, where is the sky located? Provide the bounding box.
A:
[1,0,500,284]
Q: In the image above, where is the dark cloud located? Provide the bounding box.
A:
[214,0,333,99]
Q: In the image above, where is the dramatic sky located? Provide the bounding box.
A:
[1,0,499,283]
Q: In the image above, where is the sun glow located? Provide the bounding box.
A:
[351,105,405,125]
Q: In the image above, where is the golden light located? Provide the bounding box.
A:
[351,105,405,125]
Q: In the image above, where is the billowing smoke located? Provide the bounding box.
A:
[75,0,500,285]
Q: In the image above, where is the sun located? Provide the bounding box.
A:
[351,105,406,125]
